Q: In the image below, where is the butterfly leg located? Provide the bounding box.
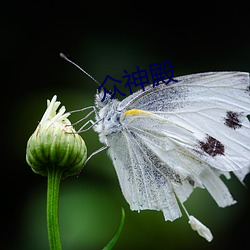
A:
[77,119,96,132]
[85,145,108,165]
[77,145,108,176]
[68,106,100,132]
[70,106,96,125]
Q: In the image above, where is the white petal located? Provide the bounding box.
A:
[40,95,71,125]
[188,215,213,242]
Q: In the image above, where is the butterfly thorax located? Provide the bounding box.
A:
[94,96,123,145]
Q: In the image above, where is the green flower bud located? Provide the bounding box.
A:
[26,95,87,178]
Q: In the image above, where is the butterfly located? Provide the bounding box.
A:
[61,55,250,241]
[91,71,250,241]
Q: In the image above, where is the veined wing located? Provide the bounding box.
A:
[108,111,237,222]
[118,72,249,113]
[107,127,182,221]
[118,72,250,174]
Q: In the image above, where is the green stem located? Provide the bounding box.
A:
[47,165,63,250]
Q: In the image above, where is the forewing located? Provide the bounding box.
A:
[119,72,249,113]
[119,72,250,175]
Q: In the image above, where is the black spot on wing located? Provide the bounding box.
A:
[199,135,225,157]
[224,111,243,130]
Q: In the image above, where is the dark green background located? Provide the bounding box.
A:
[2,2,250,250]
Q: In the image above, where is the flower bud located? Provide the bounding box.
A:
[26,95,87,178]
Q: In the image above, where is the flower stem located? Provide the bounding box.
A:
[47,165,63,250]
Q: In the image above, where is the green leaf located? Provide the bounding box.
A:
[102,208,125,250]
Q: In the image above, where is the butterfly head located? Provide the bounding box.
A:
[95,88,112,109]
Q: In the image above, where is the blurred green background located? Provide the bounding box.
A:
[2,2,250,250]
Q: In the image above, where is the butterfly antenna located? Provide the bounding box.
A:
[60,53,100,86]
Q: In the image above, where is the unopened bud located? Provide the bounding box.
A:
[26,95,87,178]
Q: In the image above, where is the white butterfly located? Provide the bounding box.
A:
[59,52,250,242]
[86,71,249,241]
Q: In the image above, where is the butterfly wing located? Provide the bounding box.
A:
[106,72,249,221]
[118,72,250,174]
[107,124,182,221]
[114,111,236,218]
